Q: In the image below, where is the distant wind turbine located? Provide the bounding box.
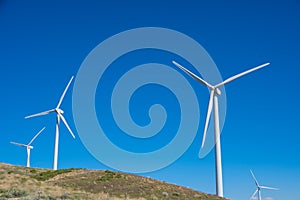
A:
[10,127,46,167]
[250,170,278,200]
[25,76,75,170]
[173,61,269,197]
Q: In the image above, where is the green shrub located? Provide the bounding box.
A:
[20,177,28,183]
[96,170,116,182]
[31,169,73,181]
[115,174,122,178]
[172,192,180,197]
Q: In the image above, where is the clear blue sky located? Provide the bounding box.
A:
[0,1,299,199]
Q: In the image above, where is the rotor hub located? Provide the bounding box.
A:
[56,108,64,114]
[212,87,221,96]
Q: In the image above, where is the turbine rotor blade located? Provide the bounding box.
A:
[58,113,75,139]
[172,61,214,89]
[10,142,27,147]
[215,62,270,88]
[25,109,55,119]
[56,76,74,109]
[250,189,258,200]
[28,127,46,146]
[201,89,215,148]
[250,170,260,187]
[260,186,279,190]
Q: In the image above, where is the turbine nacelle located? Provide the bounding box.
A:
[213,87,222,96]
[55,108,64,114]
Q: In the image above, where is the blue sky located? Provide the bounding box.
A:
[0,0,299,199]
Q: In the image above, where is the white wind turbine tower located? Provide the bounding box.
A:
[10,127,46,167]
[250,170,278,200]
[25,76,75,170]
[173,61,269,197]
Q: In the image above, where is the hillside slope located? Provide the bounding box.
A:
[0,162,228,200]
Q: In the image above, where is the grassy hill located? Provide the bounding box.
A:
[0,162,229,200]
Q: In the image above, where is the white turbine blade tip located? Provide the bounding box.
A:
[172,60,213,88]
[201,90,214,148]
[263,62,270,66]
[28,127,46,145]
[172,60,185,70]
[250,189,258,199]
[59,113,76,139]
[172,61,184,70]
[215,62,270,88]
[10,142,27,147]
[250,170,259,186]
[56,76,74,109]
[25,109,54,119]
[201,140,205,149]
[25,114,37,119]
[10,141,19,146]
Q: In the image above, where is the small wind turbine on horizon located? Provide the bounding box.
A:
[25,76,75,170]
[173,61,270,197]
[250,170,278,200]
[10,127,46,167]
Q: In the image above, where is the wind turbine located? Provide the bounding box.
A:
[25,76,75,170]
[250,170,278,200]
[10,127,46,167]
[173,61,269,197]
